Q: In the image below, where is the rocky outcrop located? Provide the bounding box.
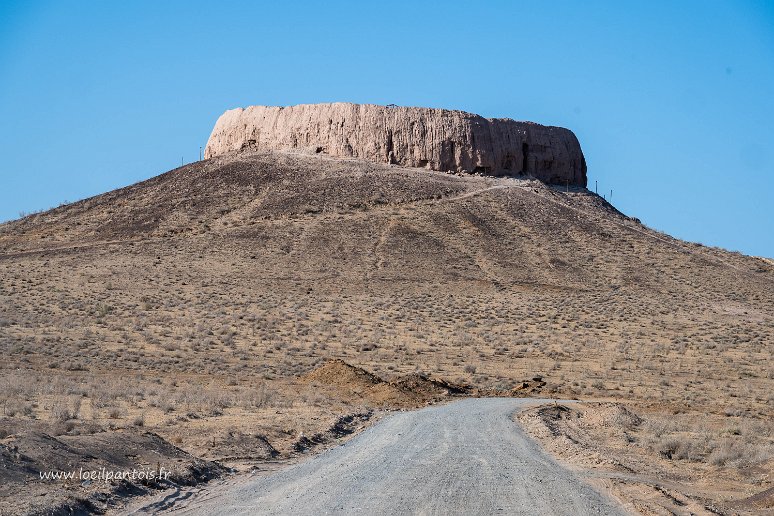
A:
[205,103,587,186]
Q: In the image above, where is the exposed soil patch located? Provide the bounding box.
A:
[300,359,471,408]
[300,359,407,406]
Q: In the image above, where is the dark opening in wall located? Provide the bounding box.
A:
[240,139,257,151]
[473,166,492,174]
[315,146,325,154]
[521,143,529,175]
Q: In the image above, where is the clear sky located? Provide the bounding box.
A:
[1,1,773,256]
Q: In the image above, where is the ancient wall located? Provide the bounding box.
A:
[205,103,587,186]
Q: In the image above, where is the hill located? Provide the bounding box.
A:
[0,149,772,513]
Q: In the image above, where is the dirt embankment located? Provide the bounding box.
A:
[0,430,224,515]
[299,358,470,407]
[518,402,774,515]
[300,358,545,408]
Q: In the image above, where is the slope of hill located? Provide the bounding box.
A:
[0,149,772,513]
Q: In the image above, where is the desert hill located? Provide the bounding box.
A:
[0,116,772,513]
[1,148,771,404]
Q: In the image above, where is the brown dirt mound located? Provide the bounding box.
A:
[302,359,383,388]
[301,360,469,408]
[301,359,413,407]
[390,373,469,398]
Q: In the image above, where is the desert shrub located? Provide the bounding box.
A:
[655,435,709,461]
[646,415,773,469]
[107,406,124,419]
[50,400,73,422]
[95,303,112,318]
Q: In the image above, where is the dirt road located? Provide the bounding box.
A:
[126,398,625,515]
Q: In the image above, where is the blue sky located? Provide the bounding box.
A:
[1,1,773,256]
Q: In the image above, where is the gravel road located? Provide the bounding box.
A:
[129,398,625,515]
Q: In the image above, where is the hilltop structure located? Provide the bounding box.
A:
[204,103,587,186]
